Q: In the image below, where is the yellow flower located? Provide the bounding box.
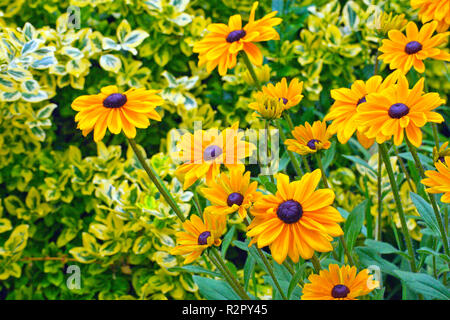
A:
[372,11,408,36]
[201,165,262,219]
[170,212,226,264]
[379,21,450,74]
[284,120,332,155]
[247,170,344,264]
[325,71,400,147]
[411,0,450,32]
[356,73,445,147]
[248,92,285,120]
[421,156,450,203]
[71,85,163,142]
[260,77,304,110]
[193,1,282,75]
[433,141,450,164]
[174,123,256,189]
[242,64,272,86]
[301,264,379,300]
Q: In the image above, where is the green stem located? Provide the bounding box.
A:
[192,189,202,215]
[315,152,355,266]
[209,249,250,300]
[431,123,440,151]
[244,218,288,300]
[376,148,383,241]
[315,152,329,188]
[256,246,288,300]
[241,52,261,90]
[265,120,275,184]
[128,138,251,299]
[310,254,322,273]
[393,145,415,191]
[405,138,450,258]
[127,138,185,222]
[275,119,303,177]
[378,143,416,272]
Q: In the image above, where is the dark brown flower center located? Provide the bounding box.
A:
[281,98,288,105]
[103,93,127,108]
[357,96,366,105]
[226,30,246,43]
[277,200,303,224]
[331,284,350,298]
[405,41,422,54]
[204,145,222,161]
[227,192,244,207]
[307,139,320,150]
[438,156,445,164]
[388,103,409,119]
[198,231,211,245]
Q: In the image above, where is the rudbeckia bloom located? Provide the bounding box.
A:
[170,212,226,264]
[356,73,445,147]
[193,1,282,75]
[411,0,450,32]
[247,170,344,264]
[72,85,163,142]
[378,21,450,74]
[301,264,379,300]
[174,123,256,189]
[260,77,304,110]
[433,141,450,164]
[421,156,450,203]
[249,92,285,120]
[201,165,262,219]
[324,71,400,148]
[284,121,332,155]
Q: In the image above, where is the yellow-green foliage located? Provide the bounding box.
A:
[0,0,448,300]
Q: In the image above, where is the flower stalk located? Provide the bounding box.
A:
[405,138,450,258]
[127,137,186,222]
[378,143,416,272]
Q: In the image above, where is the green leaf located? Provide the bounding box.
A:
[123,30,149,48]
[344,200,367,252]
[410,192,440,237]
[69,247,98,264]
[99,54,122,73]
[192,275,241,300]
[364,239,399,254]
[0,218,12,234]
[355,246,399,277]
[221,225,235,258]
[394,270,450,300]
[287,264,307,299]
[168,265,221,278]
[31,56,57,69]
[342,155,376,174]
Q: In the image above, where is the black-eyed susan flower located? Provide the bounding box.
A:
[324,71,400,148]
[356,73,445,147]
[174,123,256,189]
[433,141,450,164]
[411,0,450,32]
[421,156,450,203]
[379,21,450,74]
[301,264,379,300]
[260,77,304,110]
[170,212,226,264]
[71,85,163,142]
[246,170,344,264]
[284,121,332,155]
[249,92,285,120]
[201,165,262,219]
[193,1,282,75]
[372,11,407,36]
